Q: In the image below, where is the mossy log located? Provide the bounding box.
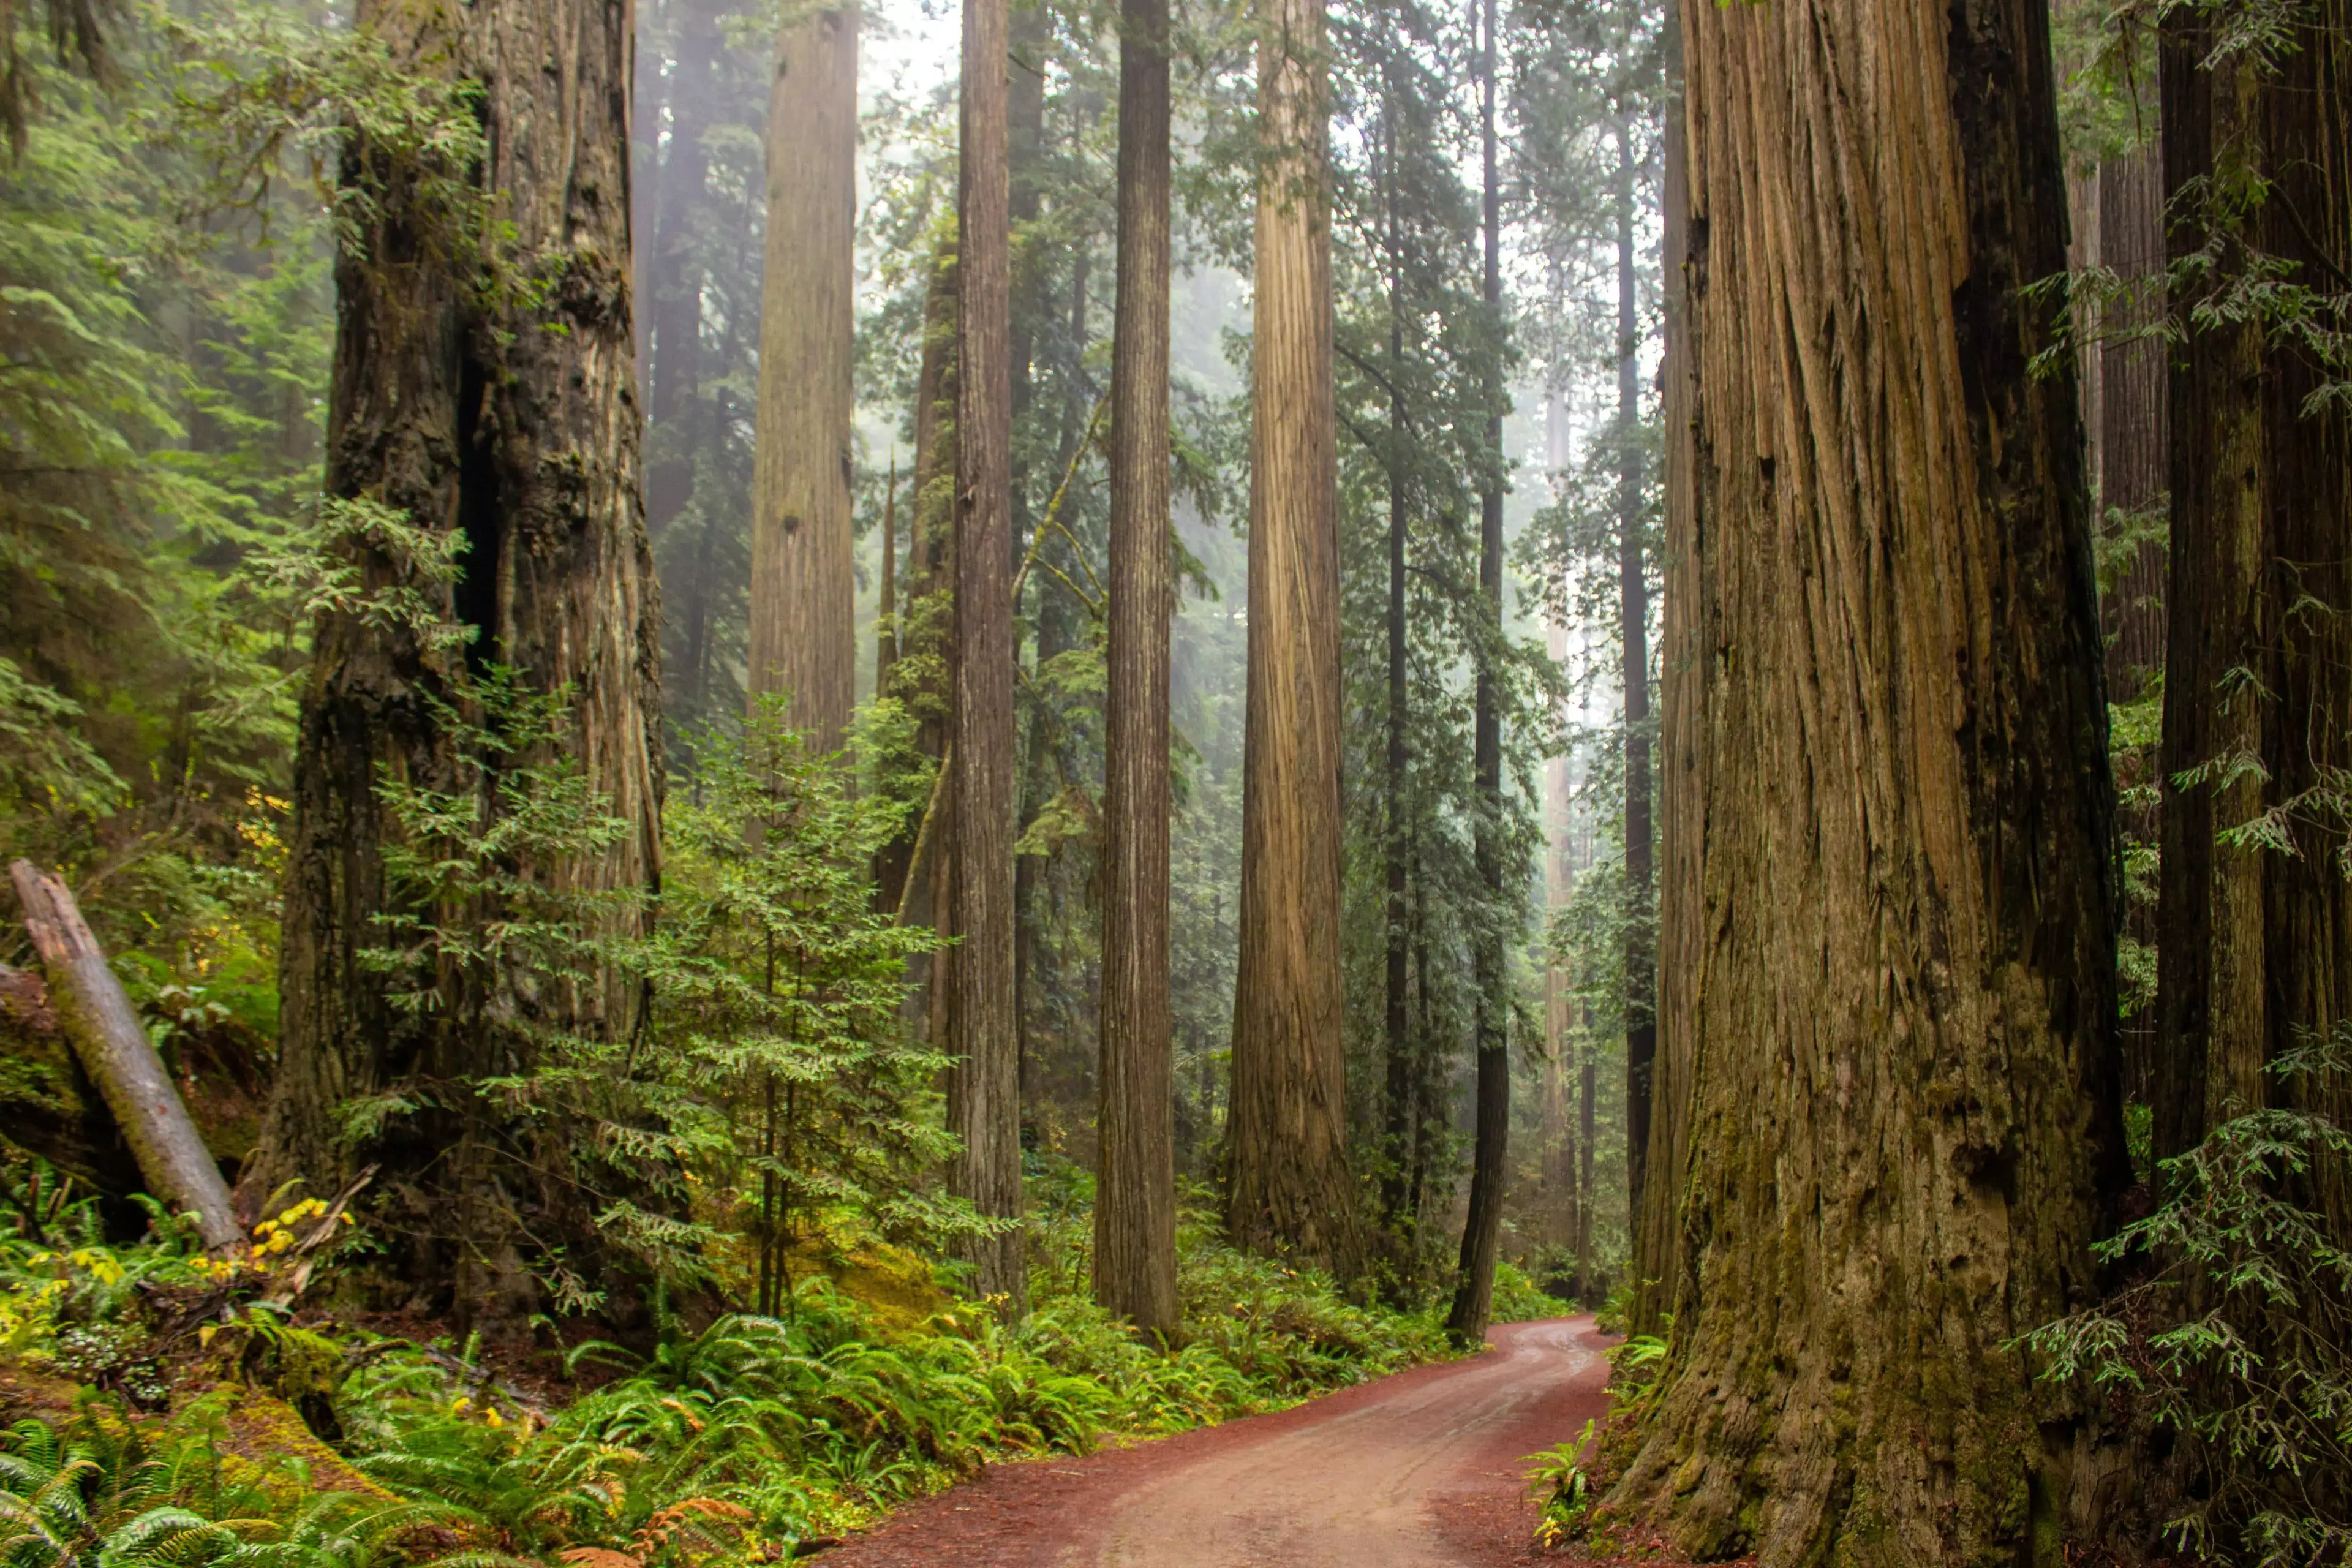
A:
[9,861,239,1249]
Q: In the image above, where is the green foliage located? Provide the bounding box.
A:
[353,680,969,1314]
[1521,1422,1596,1548]
[2018,1027,2352,1567]
[1486,1262,1559,1326]
[0,1178,1454,1563]
[0,0,492,1050]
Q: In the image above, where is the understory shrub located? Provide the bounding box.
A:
[2019,1027,2352,1567]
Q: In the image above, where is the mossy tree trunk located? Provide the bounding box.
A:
[1613,0,2128,1558]
[248,0,662,1317]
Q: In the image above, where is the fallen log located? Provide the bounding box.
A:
[0,960,146,1197]
[9,861,239,1250]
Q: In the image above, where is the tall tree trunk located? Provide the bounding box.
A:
[1541,688,1570,1251]
[2099,138,2166,1110]
[2154,4,2352,1170]
[630,0,665,398]
[645,0,719,541]
[1095,0,1177,1336]
[1615,121,1655,1232]
[1226,0,1355,1277]
[1611,0,2127,1556]
[878,246,959,922]
[1379,110,1414,1238]
[1446,0,1508,1344]
[2099,143,2166,703]
[1632,0,1692,1335]
[249,0,663,1316]
[950,0,1025,1310]
[1575,1021,1594,1293]
[878,458,898,690]
[1005,2,1046,1084]
[749,1,858,750]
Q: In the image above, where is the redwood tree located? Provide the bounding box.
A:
[1095,0,1178,1336]
[1446,0,1508,1343]
[2154,3,2352,1170]
[1614,0,2127,1556]
[1226,0,1355,1276]
[749,0,858,750]
[249,0,663,1314]
[949,0,1025,1310]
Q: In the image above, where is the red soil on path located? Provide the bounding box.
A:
[820,1316,1613,1568]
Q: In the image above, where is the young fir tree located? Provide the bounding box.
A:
[1614,0,2127,1556]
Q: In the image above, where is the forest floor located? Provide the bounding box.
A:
[821,1315,1613,1567]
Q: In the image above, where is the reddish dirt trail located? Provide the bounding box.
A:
[822,1316,1611,1568]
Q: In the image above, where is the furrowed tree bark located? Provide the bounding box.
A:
[1611,0,2127,1558]
[1226,0,1355,1277]
[2154,5,2352,1172]
[1633,0,1692,1338]
[10,863,237,1251]
[749,0,858,751]
[1094,0,1177,1338]
[1446,0,1508,1344]
[949,0,1025,1311]
[247,0,662,1316]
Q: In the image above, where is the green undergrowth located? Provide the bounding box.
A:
[0,1191,1457,1567]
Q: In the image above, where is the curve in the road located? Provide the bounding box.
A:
[823,1316,1612,1568]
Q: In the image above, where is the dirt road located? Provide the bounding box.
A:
[823,1316,1611,1568]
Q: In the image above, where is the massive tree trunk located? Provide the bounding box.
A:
[1446,0,1508,1343]
[2154,5,2352,1170]
[249,0,663,1317]
[1633,0,1693,1338]
[949,0,1025,1310]
[748,0,858,750]
[1094,0,1177,1337]
[1611,0,2127,1558]
[1225,0,1355,1277]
